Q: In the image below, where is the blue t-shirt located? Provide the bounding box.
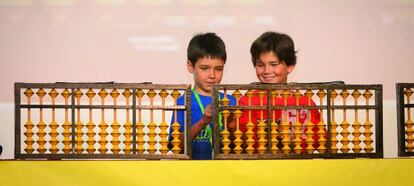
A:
[170,91,236,160]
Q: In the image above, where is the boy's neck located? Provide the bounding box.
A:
[193,86,211,97]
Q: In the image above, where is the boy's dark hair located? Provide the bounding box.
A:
[187,32,227,66]
[250,31,297,67]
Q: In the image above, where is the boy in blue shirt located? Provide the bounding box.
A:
[170,32,236,160]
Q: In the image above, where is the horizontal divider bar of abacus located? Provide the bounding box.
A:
[15,82,191,90]
[214,84,382,90]
[20,105,187,110]
[396,83,414,88]
[219,105,379,110]
[19,105,380,110]
[402,104,414,108]
[214,152,382,160]
[16,153,190,160]
[399,151,414,157]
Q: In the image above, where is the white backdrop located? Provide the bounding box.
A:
[1,0,414,159]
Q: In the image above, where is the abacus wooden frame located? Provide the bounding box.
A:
[14,82,192,160]
[212,83,383,159]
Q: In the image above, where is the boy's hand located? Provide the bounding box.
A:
[202,104,212,125]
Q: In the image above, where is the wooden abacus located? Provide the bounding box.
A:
[212,83,383,159]
[15,82,192,160]
[396,83,414,157]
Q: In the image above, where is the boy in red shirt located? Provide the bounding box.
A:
[238,32,321,154]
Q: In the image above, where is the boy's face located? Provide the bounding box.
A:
[187,57,224,96]
[255,51,294,83]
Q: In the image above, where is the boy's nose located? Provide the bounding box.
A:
[264,65,272,73]
[209,70,216,78]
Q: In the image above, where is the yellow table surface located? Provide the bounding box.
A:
[1,159,413,186]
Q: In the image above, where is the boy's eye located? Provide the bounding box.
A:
[256,62,263,67]
[270,62,280,66]
[215,67,223,71]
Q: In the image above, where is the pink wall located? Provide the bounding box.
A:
[1,0,414,102]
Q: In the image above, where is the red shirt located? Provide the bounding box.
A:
[238,90,321,152]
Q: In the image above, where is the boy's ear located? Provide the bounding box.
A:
[187,60,194,73]
[287,65,295,74]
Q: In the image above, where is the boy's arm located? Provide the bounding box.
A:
[178,104,213,148]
